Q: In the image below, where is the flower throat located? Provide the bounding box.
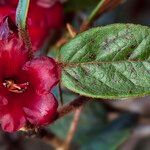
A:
[3,79,29,93]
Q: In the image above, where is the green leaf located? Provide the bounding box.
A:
[81,113,138,150]
[64,0,99,12]
[60,24,150,99]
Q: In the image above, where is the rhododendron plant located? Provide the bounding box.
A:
[0,0,150,149]
[0,17,59,132]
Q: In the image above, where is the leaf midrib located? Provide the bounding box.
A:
[61,60,150,68]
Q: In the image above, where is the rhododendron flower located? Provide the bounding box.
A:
[0,0,64,51]
[0,17,59,132]
[36,0,64,29]
[5,0,18,6]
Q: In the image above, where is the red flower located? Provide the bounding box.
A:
[5,0,18,6]
[1,0,64,51]
[37,0,64,29]
[0,17,59,132]
[11,0,19,6]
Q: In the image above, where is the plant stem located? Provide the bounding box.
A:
[16,0,33,58]
[88,0,106,23]
[59,83,64,105]
[80,0,106,31]
[29,97,87,149]
[66,23,77,38]
[62,106,83,150]
[37,128,64,149]
[16,0,30,30]
[56,96,88,120]
[80,0,123,31]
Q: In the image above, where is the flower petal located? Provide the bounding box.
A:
[0,6,15,23]
[0,17,17,40]
[0,17,29,78]
[46,1,64,29]
[0,104,26,132]
[22,56,60,94]
[28,3,49,51]
[23,93,58,125]
[0,113,25,132]
[0,95,8,106]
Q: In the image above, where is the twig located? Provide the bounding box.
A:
[16,0,33,58]
[20,96,88,149]
[80,0,123,31]
[62,106,83,150]
[37,128,64,149]
[88,0,106,24]
[21,127,64,149]
[66,23,77,38]
[56,96,88,120]
[59,83,64,105]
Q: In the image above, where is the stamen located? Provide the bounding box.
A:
[3,80,29,93]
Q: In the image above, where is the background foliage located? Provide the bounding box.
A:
[1,0,150,150]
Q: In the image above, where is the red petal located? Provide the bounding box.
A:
[36,1,64,29]
[6,0,19,6]
[23,93,58,125]
[22,56,60,94]
[0,114,25,132]
[0,96,8,106]
[0,38,28,77]
[0,18,29,78]
[0,103,26,132]
[46,1,64,29]
[0,6,15,22]
[0,17,17,40]
[28,3,49,51]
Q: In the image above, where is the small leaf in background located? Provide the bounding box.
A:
[50,98,138,150]
[50,101,107,143]
[60,24,150,99]
[81,113,138,150]
[64,0,100,12]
